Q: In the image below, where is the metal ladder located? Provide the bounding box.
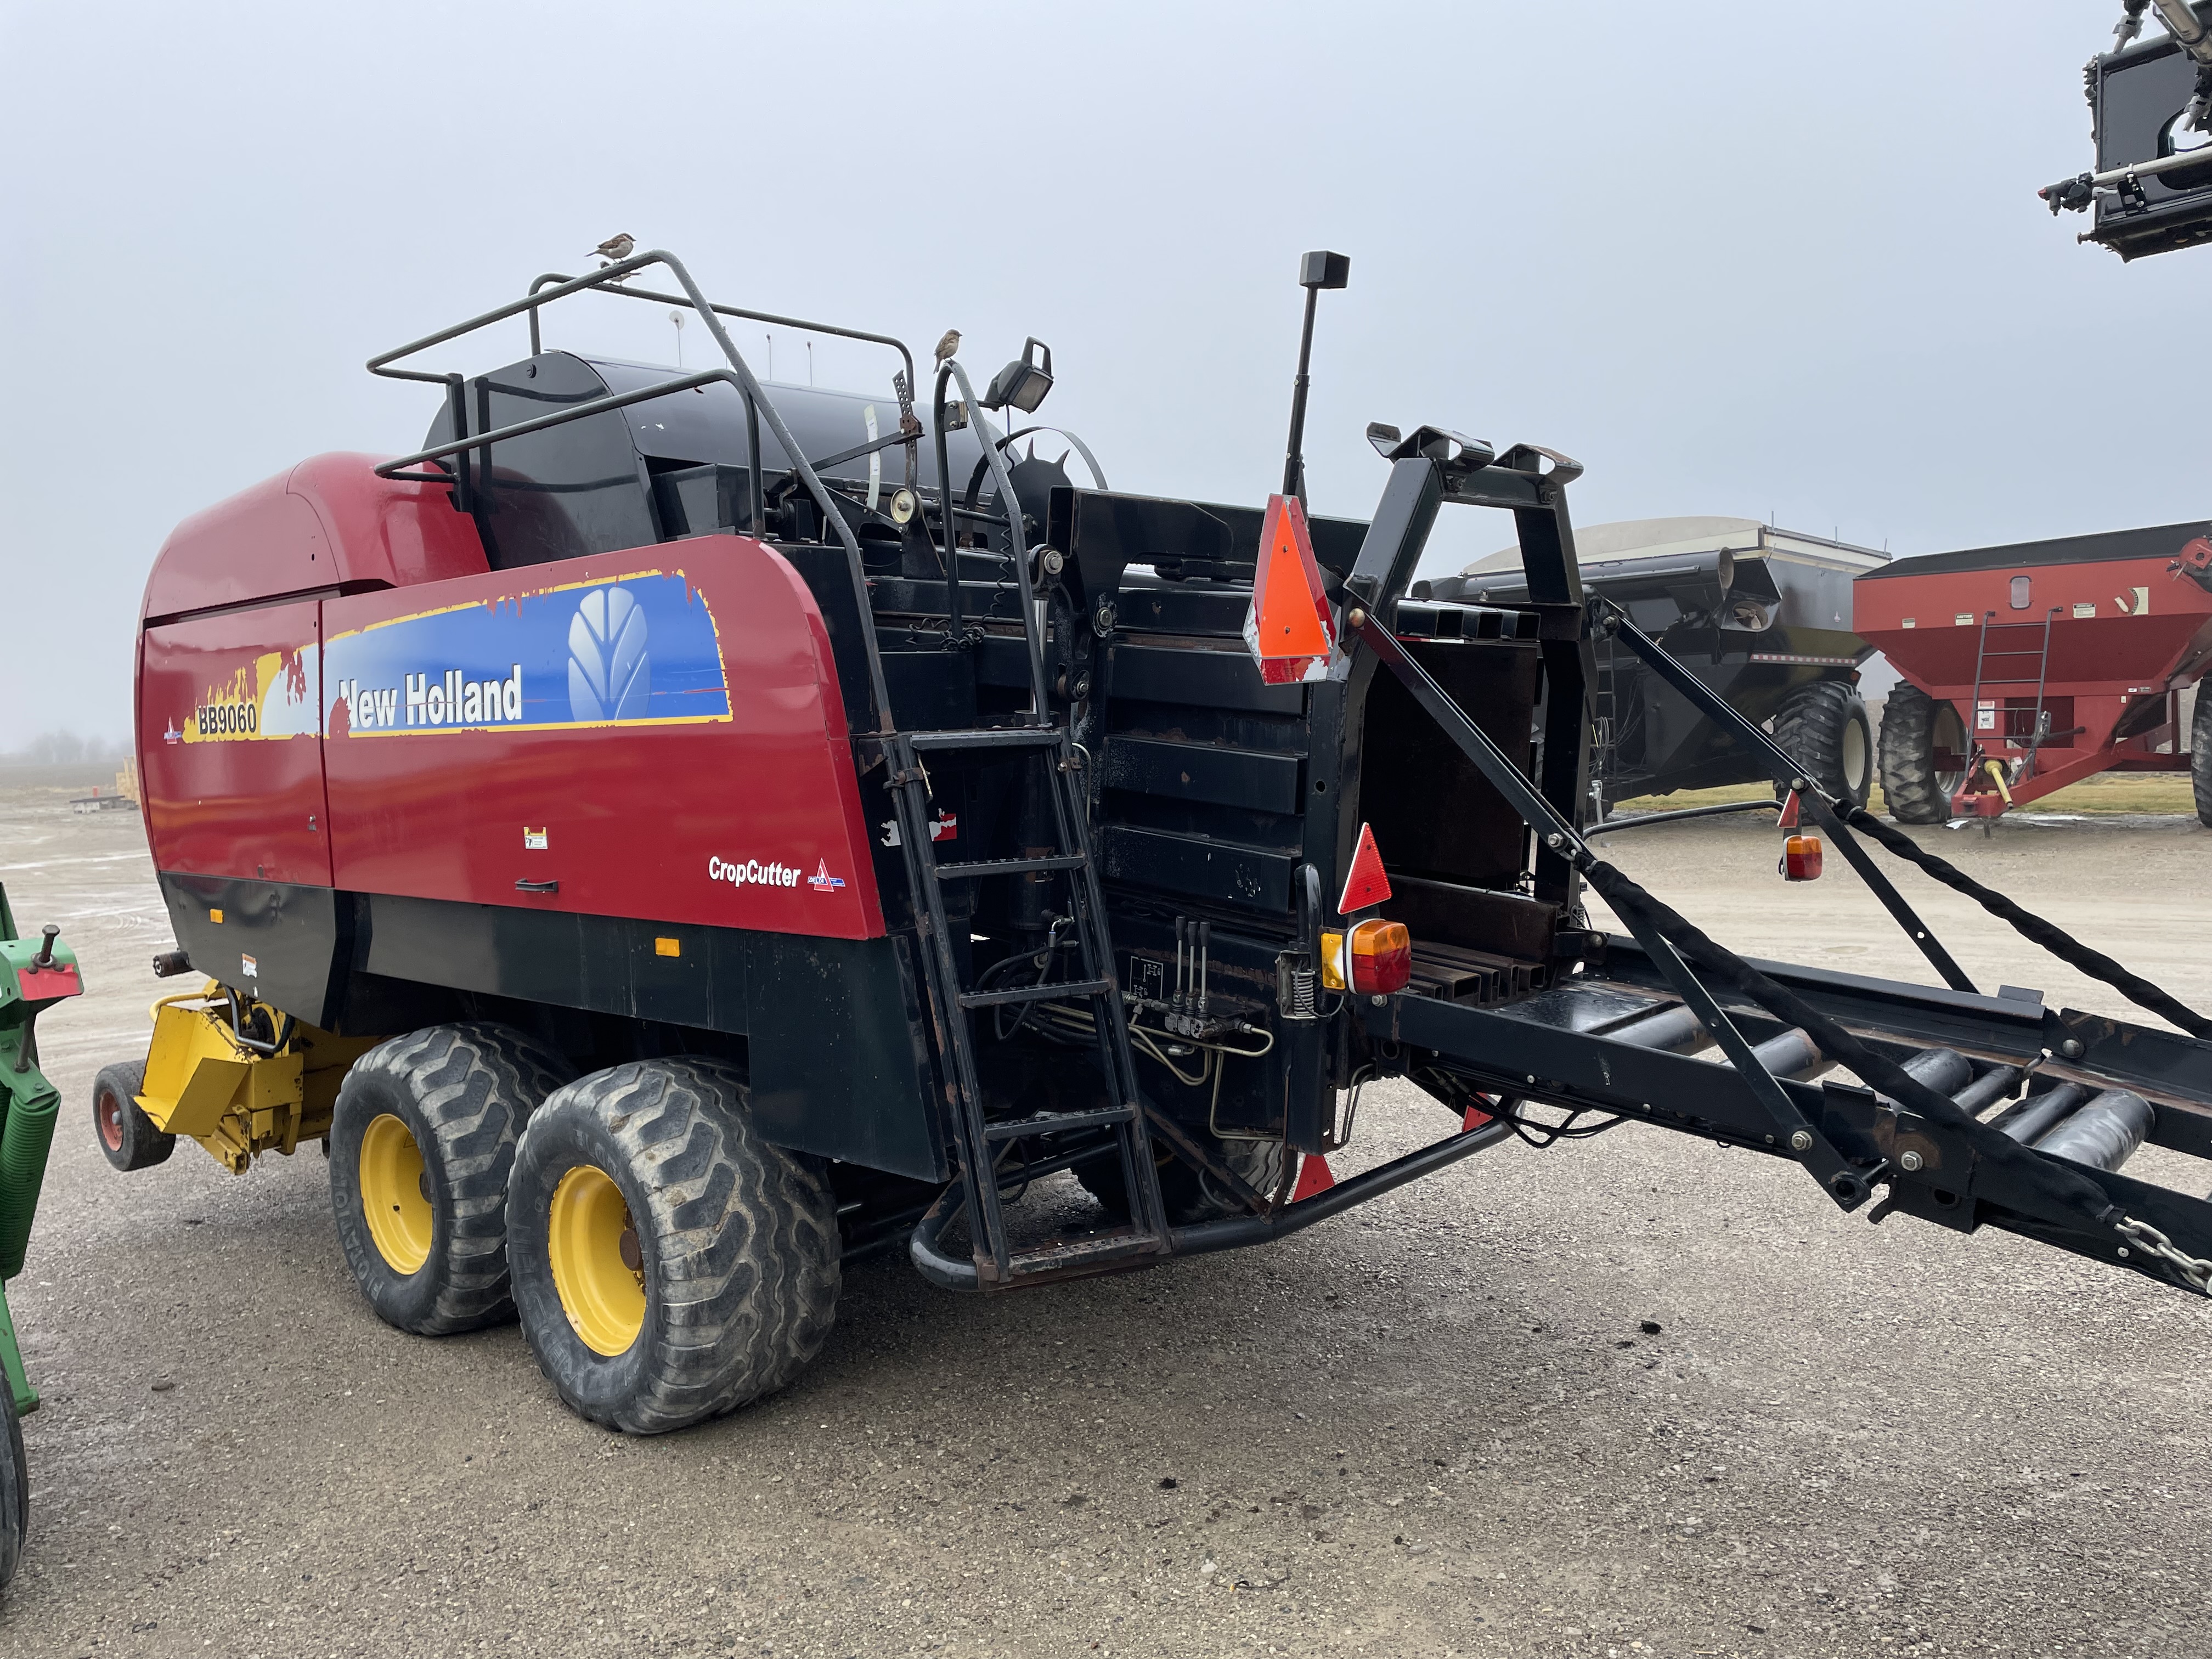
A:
[883,726,1170,1284]
[1967,606,2061,788]
[874,356,1169,1286]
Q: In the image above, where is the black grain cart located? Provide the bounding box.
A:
[1424,518,1885,814]
[106,249,2212,1436]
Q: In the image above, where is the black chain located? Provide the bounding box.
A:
[1837,805,2211,1040]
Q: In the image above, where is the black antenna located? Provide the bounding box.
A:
[1281,250,1349,506]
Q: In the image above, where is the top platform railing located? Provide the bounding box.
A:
[365,250,905,731]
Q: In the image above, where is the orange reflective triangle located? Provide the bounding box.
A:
[1244,493,1336,684]
[1289,1153,1336,1202]
[1337,822,1393,913]
[1777,789,1801,831]
[1461,1101,1494,1132]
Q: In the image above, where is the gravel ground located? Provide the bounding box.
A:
[0,785,2206,1659]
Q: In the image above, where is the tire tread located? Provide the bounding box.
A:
[1771,679,1873,808]
[330,1022,575,1335]
[1878,682,1953,825]
[93,1059,174,1172]
[1078,1136,1285,1226]
[510,1059,839,1435]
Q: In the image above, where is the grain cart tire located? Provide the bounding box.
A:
[329,1023,577,1338]
[507,1059,840,1435]
[92,1060,174,1172]
[0,1378,24,1592]
[2193,685,2211,830]
[1078,1136,1288,1226]
[1770,680,1874,808]
[1878,682,1968,825]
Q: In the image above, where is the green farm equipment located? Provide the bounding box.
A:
[0,882,84,1590]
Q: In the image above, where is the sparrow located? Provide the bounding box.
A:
[593,233,636,266]
[933,329,961,366]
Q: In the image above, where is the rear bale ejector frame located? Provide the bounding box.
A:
[1428,522,1887,815]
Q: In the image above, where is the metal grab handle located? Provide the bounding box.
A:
[514,879,560,894]
[939,361,1049,720]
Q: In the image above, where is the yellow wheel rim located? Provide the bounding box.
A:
[547,1164,646,1356]
[359,1113,433,1275]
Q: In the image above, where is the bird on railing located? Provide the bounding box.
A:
[933,329,961,366]
[592,233,636,269]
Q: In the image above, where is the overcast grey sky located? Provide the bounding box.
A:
[3,1,2198,740]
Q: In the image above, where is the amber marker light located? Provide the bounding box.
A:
[1782,835,1824,881]
[1347,919,1412,995]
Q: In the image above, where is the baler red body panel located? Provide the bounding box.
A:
[139,599,332,887]
[141,453,490,621]
[1855,532,2212,808]
[319,541,884,939]
[136,457,885,943]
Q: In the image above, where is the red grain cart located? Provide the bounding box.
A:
[1855,522,2212,826]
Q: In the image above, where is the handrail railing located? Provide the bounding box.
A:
[933,362,1050,720]
[522,272,923,491]
[366,250,898,733]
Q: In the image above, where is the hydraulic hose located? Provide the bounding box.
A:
[1596,603,2211,1040]
[1834,803,2212,1041]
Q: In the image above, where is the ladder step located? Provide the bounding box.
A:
[959,978,1115,1009]
[984,1105,1137,1141]
[888,707,1169,1283]
[998,1227,1169,1279]
[932,853,1087,879]
[909,727,1063,752]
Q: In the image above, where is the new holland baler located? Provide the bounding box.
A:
[103,251,2212,1435]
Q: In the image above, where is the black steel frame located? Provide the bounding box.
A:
[359,256,2212,1305]
[916,436,2212,1299]
[1599,610,1978,993]
[1322,478,2212,1295]
[522,268,926,507]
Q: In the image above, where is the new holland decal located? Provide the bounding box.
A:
[323,571,731,737]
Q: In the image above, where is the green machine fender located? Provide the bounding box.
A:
[0,882,84,1413]
[0,878,83,1592]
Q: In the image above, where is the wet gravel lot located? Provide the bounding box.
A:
[1,778,2206,1658]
